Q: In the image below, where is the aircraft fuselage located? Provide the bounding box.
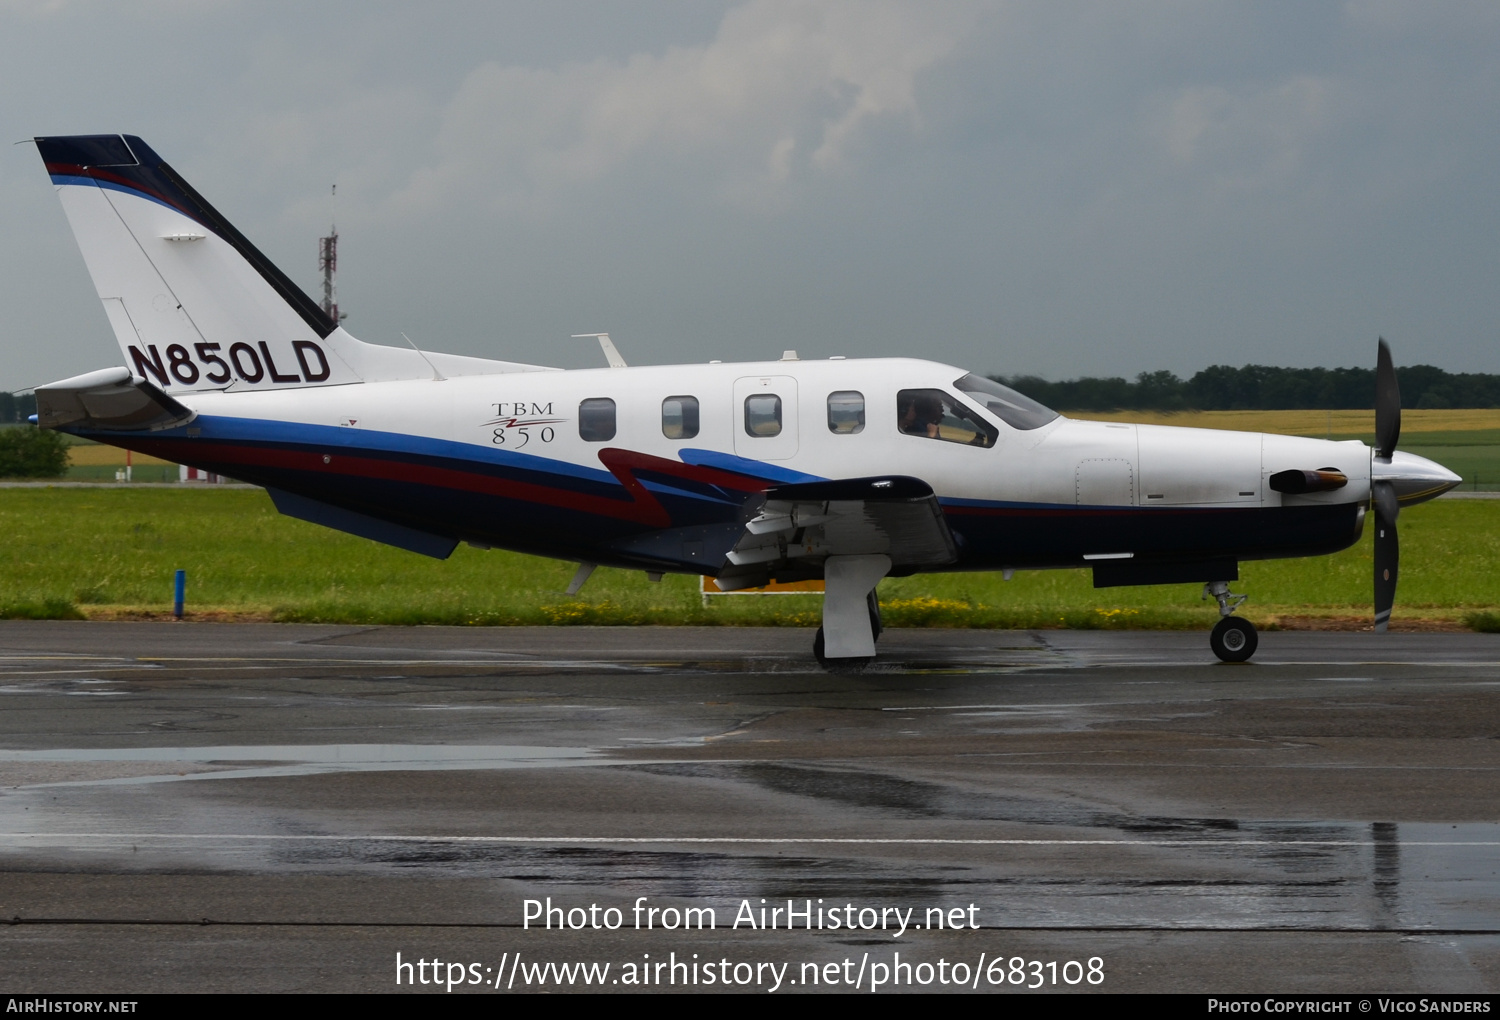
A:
[70,356,1375,583]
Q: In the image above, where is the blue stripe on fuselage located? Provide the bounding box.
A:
[678,448,824,484]
[89,415,794,510]
[153,415,620,484]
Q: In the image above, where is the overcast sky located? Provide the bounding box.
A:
[1,0,1496,388]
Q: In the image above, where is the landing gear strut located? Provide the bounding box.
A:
[813,592,884,665]
[813,554,890,667]
[1204,581,1257,662]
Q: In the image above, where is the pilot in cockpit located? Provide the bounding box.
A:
[898,393,945,438]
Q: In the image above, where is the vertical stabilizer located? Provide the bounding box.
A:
[36,134,555,388]
[36,134,364,391]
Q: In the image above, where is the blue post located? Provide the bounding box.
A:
[173,569,185,620]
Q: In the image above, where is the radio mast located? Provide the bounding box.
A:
[318,184,339,324]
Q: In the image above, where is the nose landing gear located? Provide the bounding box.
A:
[1204,581,1257,662]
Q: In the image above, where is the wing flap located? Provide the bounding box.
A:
[717,475,956,590]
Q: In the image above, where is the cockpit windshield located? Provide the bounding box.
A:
[953,374,1059,431]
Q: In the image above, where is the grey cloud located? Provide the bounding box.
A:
[381,0,982,218]
[2,1,1497,388]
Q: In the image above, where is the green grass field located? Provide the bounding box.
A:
[0,486,1494,631]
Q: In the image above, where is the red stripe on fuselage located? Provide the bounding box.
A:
[595,447,767,528]
[130,438,770,528]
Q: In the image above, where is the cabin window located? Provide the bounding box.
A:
[953,374,1059,431]
[661,395,700,440]
[896,389,997,448]
[827,391,865,434]
[743,394,782,437]
[578,397,616,442]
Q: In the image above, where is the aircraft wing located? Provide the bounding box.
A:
[35,367,194,432]
[714,475,957,590]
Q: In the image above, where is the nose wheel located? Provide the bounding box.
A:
[1204,581,1257,662]
[1209,615,1258,662]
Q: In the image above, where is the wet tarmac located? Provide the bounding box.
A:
[0,622,1498,993]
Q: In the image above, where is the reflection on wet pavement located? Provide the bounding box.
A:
[0,743,605,786]
[1,624,1499,990]
[3,758,1497,935]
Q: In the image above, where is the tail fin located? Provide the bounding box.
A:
[35,134,551,391]
[35,134,360,391]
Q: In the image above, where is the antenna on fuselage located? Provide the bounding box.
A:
[571,333,627,369]
[400,332,446,381]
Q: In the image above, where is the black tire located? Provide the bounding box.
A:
[867,591,883,642]
[1210,616,1258,663]
[812,626,872,670]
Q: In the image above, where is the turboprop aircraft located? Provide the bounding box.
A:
[28,134,1463,665]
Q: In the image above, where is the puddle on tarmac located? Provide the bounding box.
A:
[0,743,607,786]
[1,821,1496,932]
[0,754,1496,932]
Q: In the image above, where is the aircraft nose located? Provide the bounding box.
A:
[1372,450,1464,507]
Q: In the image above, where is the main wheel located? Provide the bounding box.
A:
[1210,616,1258,663]
[812,626,872,669]
[867,591,883,642]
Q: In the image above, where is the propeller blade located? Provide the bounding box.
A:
[1373,480,1399,633]
[1373,477,1400,524]
[1375,338,1401,460]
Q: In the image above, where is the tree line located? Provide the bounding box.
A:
[0,394,65,478]
[0,392,37,424]
[995,364,1500,411]
[2,362,1498,422]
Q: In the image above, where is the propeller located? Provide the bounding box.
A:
[1372,338,1400,633]
[1375,339,1401,459]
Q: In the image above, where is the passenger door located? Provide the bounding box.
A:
[732,375,799,461]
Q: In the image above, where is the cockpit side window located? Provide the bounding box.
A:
[953,374,1059,431]
[896,389,998,448]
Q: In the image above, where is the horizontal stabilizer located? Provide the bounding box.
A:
[35,366,194,431]
[267,488,458,559]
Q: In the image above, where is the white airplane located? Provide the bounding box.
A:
[28,134,1462,665]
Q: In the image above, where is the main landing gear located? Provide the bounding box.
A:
[813,554,890,668]
[1204,581,1257,663]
